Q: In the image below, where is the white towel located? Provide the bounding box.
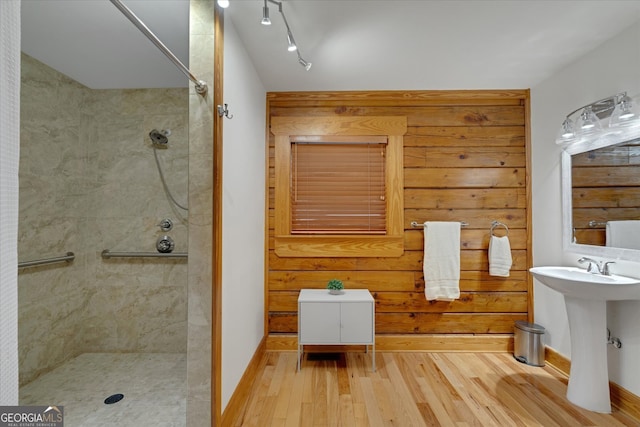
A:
[423,222,460,301]
[489,235,512,277]
[606,220,640,250]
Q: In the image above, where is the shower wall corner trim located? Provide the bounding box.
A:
[0,0,21,405]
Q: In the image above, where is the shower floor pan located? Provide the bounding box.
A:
[20,352,186,426]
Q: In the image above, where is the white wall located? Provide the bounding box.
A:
[531,21,640,394]
[221,17,266,411]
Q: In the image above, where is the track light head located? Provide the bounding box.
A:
[298,57,312,71]
[261,1,271,25]
[287,31,297,52]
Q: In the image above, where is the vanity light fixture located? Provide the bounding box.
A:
[556,92,640,145]
[217,0,230,8]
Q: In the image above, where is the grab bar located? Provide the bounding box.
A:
[101,250,188,259]
[18,252,75,269]
[411,221,468,228]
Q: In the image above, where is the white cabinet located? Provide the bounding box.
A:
[297,289,375,371]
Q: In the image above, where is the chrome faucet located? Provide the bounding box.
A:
[577,257,615,276]
[578,257,602,274]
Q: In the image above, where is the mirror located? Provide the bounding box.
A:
[562,134,640,261]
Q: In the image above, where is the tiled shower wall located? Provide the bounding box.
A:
[18,53,188,385]
[186,0,215,424]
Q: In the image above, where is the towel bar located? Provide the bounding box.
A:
[411,221,468,228]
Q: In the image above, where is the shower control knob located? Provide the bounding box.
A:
[158,218,173,231]
[156,235,175,253]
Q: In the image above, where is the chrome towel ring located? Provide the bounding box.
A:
[490,220,509,236]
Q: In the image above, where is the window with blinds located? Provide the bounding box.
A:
[272,116,406,257]
[291,137,387,234]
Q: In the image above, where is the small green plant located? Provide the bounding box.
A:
[326,279,344,291]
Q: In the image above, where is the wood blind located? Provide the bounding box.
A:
[291,137,387,234]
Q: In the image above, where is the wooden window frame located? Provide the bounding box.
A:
[272,116,406,257]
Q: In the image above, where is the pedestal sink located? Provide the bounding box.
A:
[530,266,640,413]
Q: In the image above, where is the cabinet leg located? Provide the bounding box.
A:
[372,344,376,372]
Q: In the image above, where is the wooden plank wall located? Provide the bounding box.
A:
[266,91,531,347]
[572,144,640,246]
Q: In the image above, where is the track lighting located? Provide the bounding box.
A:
[264,0,312,70]
[556,92,640,146]
[261,0,271,25]
[221,0,312,70]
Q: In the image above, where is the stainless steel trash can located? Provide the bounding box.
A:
[513,320,545,367]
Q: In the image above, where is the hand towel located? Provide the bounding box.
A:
[423,222,460,301]
[606,220,640,250]
[489,235,512,277]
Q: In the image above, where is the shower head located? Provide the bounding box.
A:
[149,129,169,147]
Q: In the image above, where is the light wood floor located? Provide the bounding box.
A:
[229,351,639,426]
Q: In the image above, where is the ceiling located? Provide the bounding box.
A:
[21,0,640,92]
[21,0,190,90]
